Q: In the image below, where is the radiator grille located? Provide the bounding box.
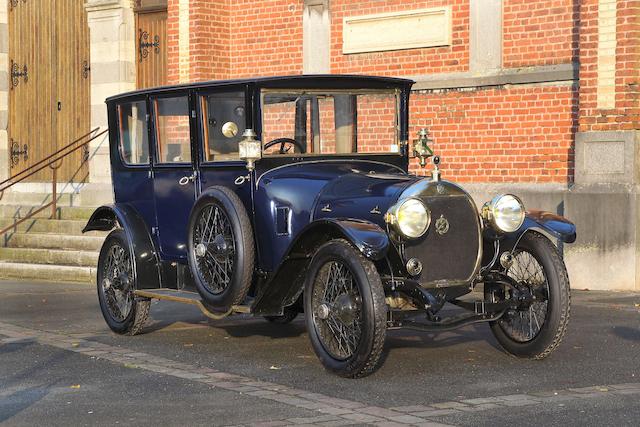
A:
[403,193,481,287]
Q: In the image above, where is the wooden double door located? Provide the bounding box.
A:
[8,0,90,182]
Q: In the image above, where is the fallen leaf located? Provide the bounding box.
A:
[124,363,138,369]
[183,343,194,347]
[269,365,282,370]
[634,303,639,308]
[70,385,81,389]
[71,343,80,348]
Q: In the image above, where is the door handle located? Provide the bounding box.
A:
[178,173,196,186]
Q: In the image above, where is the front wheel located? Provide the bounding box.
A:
[97,229,150,335]
[489,232,570,359]
[304,239,387,378]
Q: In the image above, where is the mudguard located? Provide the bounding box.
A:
[501,210,576,253]
[321,219,390,260]
[251,218,389,316]
[83,204,162,289]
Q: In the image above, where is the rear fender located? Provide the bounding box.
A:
[83,204,161,289]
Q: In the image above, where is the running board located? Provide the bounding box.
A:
[134,289,250,320]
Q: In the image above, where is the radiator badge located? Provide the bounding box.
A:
[435,215,450,235]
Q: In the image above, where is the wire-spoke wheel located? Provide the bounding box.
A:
[192,203,236,295]
[97,229,150,335]
[187,186,254,311]
[312,261,363,360]
[304,239,386,378]
[499,250,549,343]
[490,232,570,359]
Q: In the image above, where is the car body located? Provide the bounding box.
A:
[85,75,576,377]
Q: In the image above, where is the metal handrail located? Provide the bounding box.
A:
[0,127,109,237]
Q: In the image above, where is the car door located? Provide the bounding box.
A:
[111,97,156,229]
[195,88,253,216]
[150,93,197,260]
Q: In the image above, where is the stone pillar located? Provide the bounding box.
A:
[303,0,330,74]
[566,0,640,291]
[0,1,8,183]
[469,0,502,73]
[84,0,136,203]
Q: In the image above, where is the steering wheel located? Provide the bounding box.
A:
[263,138,305,154]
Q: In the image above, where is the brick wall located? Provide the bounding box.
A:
[502,0,578,68]
[410,85,578,183]
[229,0,303,77]
[330,0,469,76]
[162,0,640,184]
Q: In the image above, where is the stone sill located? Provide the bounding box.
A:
[409,63,578,91]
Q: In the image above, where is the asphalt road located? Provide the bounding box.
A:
[0,280,639,426]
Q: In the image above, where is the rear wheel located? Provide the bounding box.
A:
[97,229,150,335]
[304,239,386,378]
[490,232,570,359]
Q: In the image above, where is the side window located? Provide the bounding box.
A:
[200,91,246,162]
[154,96,191,164]
[117,101,149,165]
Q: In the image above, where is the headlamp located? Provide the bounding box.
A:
[482,194,525,233]
[385,198,431,239]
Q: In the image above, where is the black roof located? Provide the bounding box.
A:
[106,74,415,103]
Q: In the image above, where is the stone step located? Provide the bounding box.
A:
[0,261,94,284]
[0,184,113,207]
[0,247,99,267]
[3,232,105,251]
[0,218,94,235]
[0,205,96,221]
[0,192,79,207]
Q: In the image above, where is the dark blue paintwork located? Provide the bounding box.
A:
[253,160,416,270]
[83,204,162,289]
[521,211,577,243]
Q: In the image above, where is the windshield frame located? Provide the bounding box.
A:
[259,88,402,158]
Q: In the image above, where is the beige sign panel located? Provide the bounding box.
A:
[342,7,451,54]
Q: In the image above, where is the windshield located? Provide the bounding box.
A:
[261,89,400,156]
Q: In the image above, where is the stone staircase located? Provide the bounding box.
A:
[0,191,108,284]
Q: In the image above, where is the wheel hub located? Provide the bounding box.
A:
[316,294,358,324]
[316,303,330,320]
[334,294,358,324]
[195,243,207,257]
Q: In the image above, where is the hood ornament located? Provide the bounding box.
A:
[413,128,441,182]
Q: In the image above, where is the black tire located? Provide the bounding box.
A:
[490,232,570,359]
[187,186,255,311]
[304,239,387,378]
[97,229,150,336]
[265,306,299,324]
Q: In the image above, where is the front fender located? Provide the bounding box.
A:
[83,204,161,289]
[522,210,576,244]
[498,210,576,255]
[322,219,390,260]
[251,218,389,316]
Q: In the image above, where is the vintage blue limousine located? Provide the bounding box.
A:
[84,75,576,377]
